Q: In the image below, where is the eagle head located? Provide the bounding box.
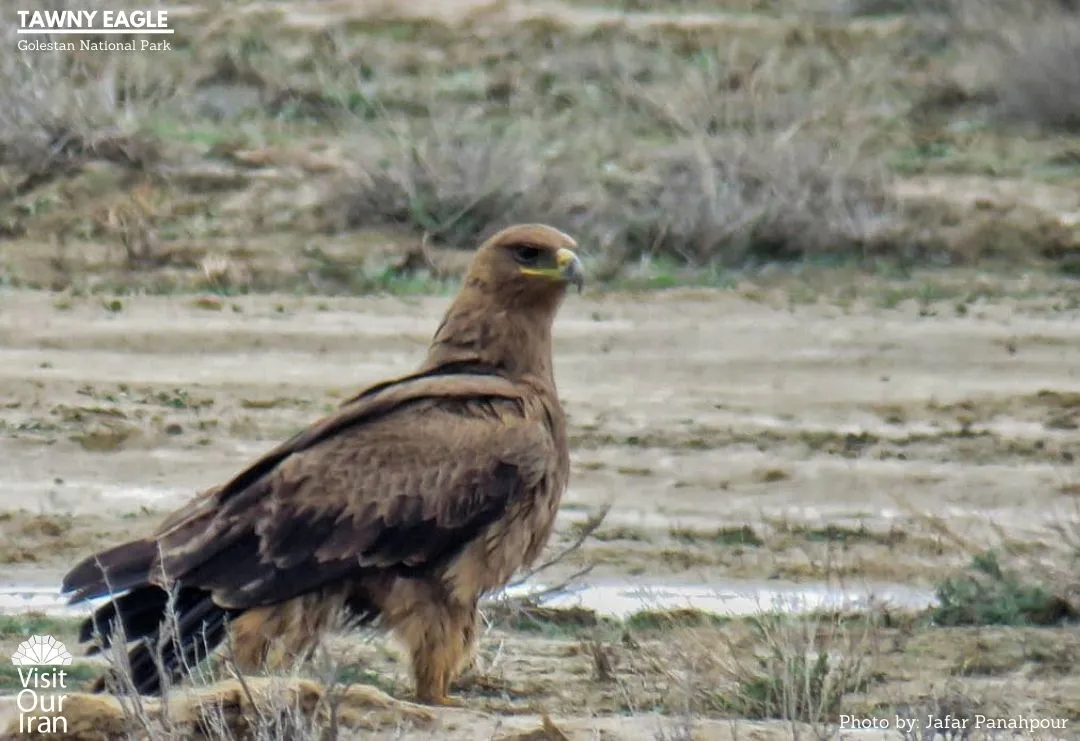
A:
[465,224,584,309]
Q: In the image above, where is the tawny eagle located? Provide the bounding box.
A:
[62,224,583,706]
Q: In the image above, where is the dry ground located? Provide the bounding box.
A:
[1,280,1079,588]
[1,279,1079,738]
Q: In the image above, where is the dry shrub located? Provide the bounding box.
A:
[609,137,901,267]
[599,41,903,268]
[330,115,581,249]
[903,0,1080,133]
[324,27,904,269]
[635,609,882,737]
[716,611,882,731]
[331,113,901,269]
[993,12,1080,131]
[892,683,1004,741]
[0,8,167,202]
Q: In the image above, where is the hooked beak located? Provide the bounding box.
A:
[555,247,585,294]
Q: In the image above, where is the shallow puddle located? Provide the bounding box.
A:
[506,579,936,618]
[0,586,85,616]
[0,579,936,621]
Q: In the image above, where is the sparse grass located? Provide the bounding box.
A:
[715,612,880,726]
[634,610,884,730]
[932,550,1076,626]
[22,582,434,740]
[769,519,907,548]
[670,524,765,547]
[0,0,1078,294]
[625,608,729,632]
[0,613,81,639]
[0,662,99,691]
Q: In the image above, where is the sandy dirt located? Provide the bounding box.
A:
[1,281,1079,737]
[1,283,1078,587]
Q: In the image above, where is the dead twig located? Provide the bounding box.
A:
[507,503,610,592]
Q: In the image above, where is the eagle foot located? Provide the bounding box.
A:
[416,693,465,708]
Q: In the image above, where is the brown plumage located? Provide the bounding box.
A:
[62,224,584,705]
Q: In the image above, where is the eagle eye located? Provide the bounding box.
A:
[511,245,542,266]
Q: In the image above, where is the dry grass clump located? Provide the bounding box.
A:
[17,580,433,741]
[0,1,174,184]
[332,114,901,269]
[610,137,900,267]
[892,0,1080,132]
[636,610,883,734]
[991,12,1080,132]
[2,675,434,740]
[329,116,580,249]
[0,59,161,203]
[845,0,1080,135]
[715,611,881,728]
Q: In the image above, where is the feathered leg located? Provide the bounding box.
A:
[228,590,348,673]
[394,598,477,706]
[452,603,479,685]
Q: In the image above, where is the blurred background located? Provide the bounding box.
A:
[2,0,1079,293]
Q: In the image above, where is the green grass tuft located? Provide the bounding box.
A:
[932,550,1077,627]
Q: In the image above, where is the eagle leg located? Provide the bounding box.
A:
[227,592,344,674]
[393,597,477,706]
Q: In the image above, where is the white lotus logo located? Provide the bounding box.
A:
[11,635,72,666]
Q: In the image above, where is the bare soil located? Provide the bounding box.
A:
[1,281,1077,586]
[1,275,1079,737]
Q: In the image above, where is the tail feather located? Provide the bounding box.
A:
[87,587,235,696]
[64,539,238,697]
[81,586,207,651]
[62,539,161,602]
